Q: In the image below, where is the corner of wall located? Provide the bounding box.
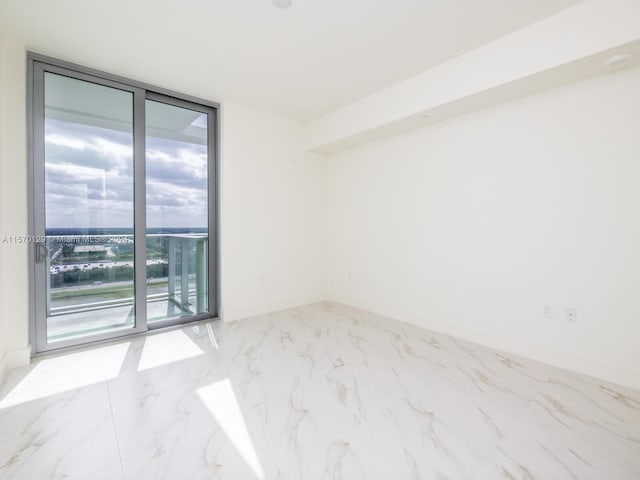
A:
[219,102,329,322]
[323,66,640,392]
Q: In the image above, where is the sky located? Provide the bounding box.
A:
[44,118,208,230]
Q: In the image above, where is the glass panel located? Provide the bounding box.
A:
[44,72,135,342]
[145,100,208,322]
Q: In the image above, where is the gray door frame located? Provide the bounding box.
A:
[27,53,220,354]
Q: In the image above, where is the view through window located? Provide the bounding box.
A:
[31,57,218,352]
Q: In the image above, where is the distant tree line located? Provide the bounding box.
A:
[51,263,169,288]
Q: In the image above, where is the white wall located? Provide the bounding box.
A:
[0,38,327,371]
[0,39,4,381]
[220,102,327,320]
[0,40,4,380]
[0,37,30,375]
[327,66,640,390]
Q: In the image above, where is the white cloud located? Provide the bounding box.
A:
[44,118,208,230]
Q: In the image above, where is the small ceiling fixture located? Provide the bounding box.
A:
[604,53,634,69]
[272,0,292,8]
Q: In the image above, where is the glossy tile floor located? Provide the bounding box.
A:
[1,302,639,479]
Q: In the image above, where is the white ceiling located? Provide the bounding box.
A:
[0,0,580,120]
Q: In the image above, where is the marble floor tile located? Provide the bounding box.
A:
[0,379,110,445]
[0,407,120,480]
[85,464,125,480]
[0,302,638,479]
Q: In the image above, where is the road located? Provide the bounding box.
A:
[49,258,167,275]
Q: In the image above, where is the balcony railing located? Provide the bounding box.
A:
[46,233,208,320]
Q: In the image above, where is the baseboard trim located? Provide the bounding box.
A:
[433,321,640,391]
[0,352,7,384]
[6,345,31,370]
[221,297,325,323]
[328,298,640,391]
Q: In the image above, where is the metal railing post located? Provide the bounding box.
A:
[168,236,176,301]
[196,238,205,313]
[180,237,189,311]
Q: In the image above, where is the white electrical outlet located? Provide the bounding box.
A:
[565,307,577,322]
[544,305,552,318]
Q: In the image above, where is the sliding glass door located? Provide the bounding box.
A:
[30,56,218,353]
[145,98,211,324]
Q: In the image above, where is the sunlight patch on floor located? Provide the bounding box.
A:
[197,379,265,480]
[0,342,130,409]
[137,329,204,372]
